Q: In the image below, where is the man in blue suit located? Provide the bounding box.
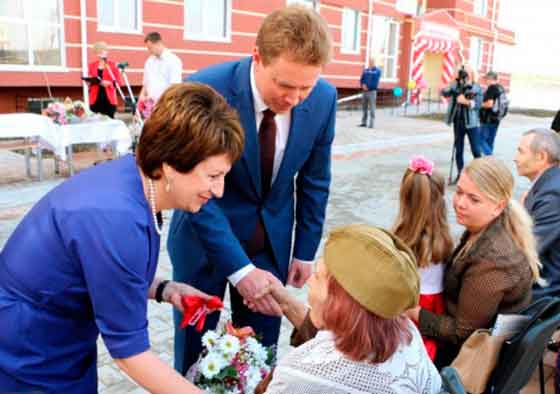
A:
[167,5,337,374]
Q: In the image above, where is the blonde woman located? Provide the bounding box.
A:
[87,41,122,118]
[406,156,540,368]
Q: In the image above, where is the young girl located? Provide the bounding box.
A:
[392,155,454,360]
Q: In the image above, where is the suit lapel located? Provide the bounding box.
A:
[231,58,261,198]
[271,102,311,192]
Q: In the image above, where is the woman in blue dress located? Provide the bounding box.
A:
[0,83,244,393]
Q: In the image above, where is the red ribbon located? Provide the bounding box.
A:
[180,295,224,332]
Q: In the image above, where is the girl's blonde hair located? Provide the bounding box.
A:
[463,157,541,282]
[392,169,454,268]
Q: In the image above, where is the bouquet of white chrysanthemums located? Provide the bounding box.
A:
[186,322,274,394]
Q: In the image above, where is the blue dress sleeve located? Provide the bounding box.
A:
[60,209,152,359]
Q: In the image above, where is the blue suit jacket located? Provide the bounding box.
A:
[524,166,560,299]
[168,57,337,282]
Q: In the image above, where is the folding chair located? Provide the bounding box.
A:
[442,297,560,394]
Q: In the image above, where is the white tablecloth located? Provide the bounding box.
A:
[0,113,132,160]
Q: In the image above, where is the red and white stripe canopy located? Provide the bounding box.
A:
[410,35,460,103]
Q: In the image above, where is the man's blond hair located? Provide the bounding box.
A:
[255,5,332,66]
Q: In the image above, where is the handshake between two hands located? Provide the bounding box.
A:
[236,260,313,317]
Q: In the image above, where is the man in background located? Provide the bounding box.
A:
[515,128,560,299]
[139,32,182,104]
[479,71,507,155]
[358,57,381,129]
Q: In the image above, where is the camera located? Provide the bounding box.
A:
[450,66,474,100]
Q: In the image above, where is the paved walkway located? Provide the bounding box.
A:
[0,109,555,393]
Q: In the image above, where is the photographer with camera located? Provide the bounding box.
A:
[442,64,483,184]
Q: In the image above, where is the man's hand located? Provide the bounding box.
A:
[287,259,313,288]
[457,94,470,105]
[236,268,283,316]
[162,281,214,313]
[100,80,112,88]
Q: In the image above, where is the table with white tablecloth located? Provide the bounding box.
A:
[0,113,132,179]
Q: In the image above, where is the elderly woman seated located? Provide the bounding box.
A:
[406,157,541,368]
[253,224,442,394]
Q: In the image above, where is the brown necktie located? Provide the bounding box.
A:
[259,109,276,197]
[246,109,276,257]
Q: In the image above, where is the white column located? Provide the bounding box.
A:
[364,0,374,67]
[80,0,89,106]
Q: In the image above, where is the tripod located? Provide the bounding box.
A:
[111,61,143,151]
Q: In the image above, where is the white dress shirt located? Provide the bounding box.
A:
[143,49,182,102]
[227,64,313,286]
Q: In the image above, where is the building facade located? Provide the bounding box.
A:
[0,0,515,113]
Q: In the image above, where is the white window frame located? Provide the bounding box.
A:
[97,0,142,34]
[0,0,67,71]
[340,8,361,55]
[184,0,232,43]
[286,0,320,11]
[371,16,400,81]
[473,0,487,17]
[469,36,483,71]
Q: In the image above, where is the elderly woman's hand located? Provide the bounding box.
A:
[246,281,291,313]
[162,281,214,313]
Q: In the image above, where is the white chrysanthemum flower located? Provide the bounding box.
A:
[202,330,220,349]
[199,353,224,379]
[219,334,240,356]
[245,337,268,364]
[245,366,263,391]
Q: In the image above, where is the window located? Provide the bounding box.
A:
[469,37,483,70]
[370,16,400,79]
[473,0,487,17]
[286,0,319,10]
[0,0,65,68]
[341,8,360,54]
[98,0,141,33]
[185,0,231,42]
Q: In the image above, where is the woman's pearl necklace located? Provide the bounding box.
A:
[147,177,163,235]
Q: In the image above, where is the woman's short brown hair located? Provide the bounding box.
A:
[256,5,332,66]
[136,83,244,179]
[322,275,413,364]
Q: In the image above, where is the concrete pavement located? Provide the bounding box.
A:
[0,108,554,393]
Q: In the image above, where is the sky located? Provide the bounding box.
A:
[500,1,560,76]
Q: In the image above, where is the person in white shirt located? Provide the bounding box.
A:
[139,32,182,103]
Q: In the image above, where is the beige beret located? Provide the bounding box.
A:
[324,224,420,319]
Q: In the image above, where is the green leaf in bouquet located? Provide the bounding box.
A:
[216,365,238,380]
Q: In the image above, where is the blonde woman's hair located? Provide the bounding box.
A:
[392,169,454,268]
[93,41,108,53]
[463,157,541,282]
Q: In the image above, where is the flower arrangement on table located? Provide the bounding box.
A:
[137,97,155,120]
[41,97,95,125]
[186,322,274,394]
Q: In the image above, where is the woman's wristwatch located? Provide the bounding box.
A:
[155,280,171,303]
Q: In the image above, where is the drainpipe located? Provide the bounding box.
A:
[490,0,498,72]
[364,0,374,67]
[80,0,89,106]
